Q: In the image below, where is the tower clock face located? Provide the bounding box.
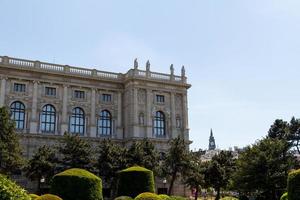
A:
[210,142,214,145]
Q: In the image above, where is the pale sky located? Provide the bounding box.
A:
[1,0,300,150]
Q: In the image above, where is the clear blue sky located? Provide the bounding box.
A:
[1,0,300,150]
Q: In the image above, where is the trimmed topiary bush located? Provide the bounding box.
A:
[170,196,188,200]
[134,192,161,200]
[280,192,288,200]
[50,168,103,200]
[0,174,30,200]
[158,194,172,200]
[29,194,40,199]
[36,194,62,200]
[115,196,134,200]
[117,166,155,198]
[220,197,239,200]
[288,169,300,200]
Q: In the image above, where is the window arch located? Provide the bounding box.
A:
[97,110,112,136]
[40,104,56,133]
[10,101,25,130]
[69,107,85,135]
[153,111,166,137]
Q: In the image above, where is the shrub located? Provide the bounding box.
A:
[280,192,288,200]
[158,194,171,200]
[50,168,103,200]
[134,192,161,200]
[0,174,30,200]
[288,169,300,200]
[36,194,62,200]
[117,166,155,198]
[29,194,40,199]
[220,197,239,200]
[115,196,134,200]
[170,196,188,200]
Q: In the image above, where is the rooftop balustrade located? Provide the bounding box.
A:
[0,56,187,84]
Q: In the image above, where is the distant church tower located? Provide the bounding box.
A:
[208,129,216,150]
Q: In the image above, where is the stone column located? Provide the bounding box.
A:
[61,85,69,134]
[182,93,189,140]
[29,81,39,133]
[170,92,176,138]
[146,89,153,137]
[0,77,7,107]
[116,92,123,139]
[133,88,139,137]
[90,89,97,137]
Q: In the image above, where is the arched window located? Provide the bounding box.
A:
[69,107,85,135]
[98,110,112,136]
[40,104,56,133]
[153,111,166,137]
[10,101,25,130]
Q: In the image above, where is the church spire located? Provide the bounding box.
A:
[208,129,216,150]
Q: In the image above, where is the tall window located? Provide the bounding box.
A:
[153,111,166,137]
[14,83,26,92]
[98,110,112,136]
[69,107,85,135]
[10,101,25,130]
[40,104,56,133]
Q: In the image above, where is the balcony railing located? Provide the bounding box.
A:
[0,56,187,84]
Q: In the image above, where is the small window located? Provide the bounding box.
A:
[156,95,165,103]
[14,83,26,92]
[45,87,56,96]
[74,90,85,99]
[102,94,112,102]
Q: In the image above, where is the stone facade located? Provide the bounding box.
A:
[0,56,191,195]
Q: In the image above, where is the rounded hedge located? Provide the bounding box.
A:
[134,192,161,200]
[288,169,300,200]
[280,192,288,200]
[115,196,134,200]
[36,194,62,200]
[0,174,30,200]
[50,168,103,200]
[29,194,40,199]
[220,197,239,200]
[170,196,188,200]
[117,166,155,198]
[158,194,172,200]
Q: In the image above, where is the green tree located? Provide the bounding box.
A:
[25,145,57,193]
[232,138,295,200]
[268,119,289,140]
[183,153,205,200]
[96,139,126,194]
[205,151,235,200]
[162,136,191,195]
[0,107,23,175]
[58,133,95,170]
[126,138,159,172]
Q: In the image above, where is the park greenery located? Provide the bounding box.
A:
[1,104,300,200]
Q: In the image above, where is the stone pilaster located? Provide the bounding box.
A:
[182,93,189,140]
[170,92,176,138]
[116,92,123,139]
[29,81,39,133]
[61,85,69,134]
[0,77,7,107]
[90,88,96,137]
[133,88,139,137]
[146,89,153,138]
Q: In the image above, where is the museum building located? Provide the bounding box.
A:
[0,55,191,195]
